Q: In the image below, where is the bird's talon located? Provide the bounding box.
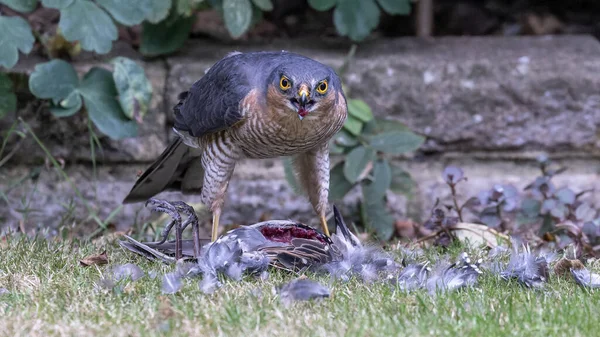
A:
[144,198,202,258]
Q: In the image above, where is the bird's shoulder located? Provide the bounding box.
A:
[172,51,295,138]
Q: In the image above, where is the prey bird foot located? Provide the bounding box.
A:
[145,198,202,259]
[145,198,182,244]
[170,201,199,232]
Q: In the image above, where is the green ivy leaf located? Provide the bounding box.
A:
[333,0,380,41]
[59,0,118,54]
[329,162,354,201]
[376,0,411,15]
[362,198,395,241]
[252,0,272,11]
[50,91,82,117]
[389,164,414,196]
[367,130,424,154]
[0,16,35,69]
[96,0,171,25]
[79,67,138,139]
[343,145,375,183]
[176,0,205,16]
[343,115,363,136]
[363,117,409,135]
[110,57,153,123]
[28,59,79,101]
[140,12,194,56]
[0,0,38,12]
[0,72,16,119]
[307,0,336,11]
[362,158,391,201]
[347,98,373,122]
[145,0,173,23]
[223,0,252,38]
[333,129,359,147]
[328,138,345,154]
[41,0,73,9]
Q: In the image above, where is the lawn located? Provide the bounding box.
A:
[1,234,598,337]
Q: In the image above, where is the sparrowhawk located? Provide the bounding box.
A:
[122,50,348,250]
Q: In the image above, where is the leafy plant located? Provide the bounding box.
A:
[427,158,600,257]
[308,0,412,41]
[27,58,151,139]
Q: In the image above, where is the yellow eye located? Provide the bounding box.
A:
[316,80,328,94]
[280,76,291,90]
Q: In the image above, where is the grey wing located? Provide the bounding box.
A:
[173,55,253,137]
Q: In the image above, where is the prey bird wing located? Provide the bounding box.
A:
[260,238,335,271]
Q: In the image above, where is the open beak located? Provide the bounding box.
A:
[297,86,310,120]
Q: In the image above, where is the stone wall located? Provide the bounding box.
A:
[2,35,600,236]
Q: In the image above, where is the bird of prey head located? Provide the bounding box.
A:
[264,54,344,120]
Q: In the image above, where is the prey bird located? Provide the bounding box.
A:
[122,51,348,250]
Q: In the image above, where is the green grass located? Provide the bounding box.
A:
[1,234,598,337]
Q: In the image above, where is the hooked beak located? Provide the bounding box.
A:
[297,86,310,120]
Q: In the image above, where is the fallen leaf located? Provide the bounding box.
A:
[553,257,585,279]
[395,219,416,239]
[80,250,108,267]
[450,222,509,248]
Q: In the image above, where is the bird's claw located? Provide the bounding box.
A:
[145,198,202,259]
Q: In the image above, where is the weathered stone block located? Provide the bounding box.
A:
[167,35,600,157]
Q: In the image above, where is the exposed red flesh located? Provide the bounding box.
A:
[259,225,327,244]
[298,108,308,118]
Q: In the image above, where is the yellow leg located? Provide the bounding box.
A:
[319,213,330,236]
[211,208,221,242]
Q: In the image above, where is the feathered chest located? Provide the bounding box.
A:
[230,96,347,158]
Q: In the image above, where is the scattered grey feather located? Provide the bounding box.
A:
[148,270,159,279]
[175,260,198,277]
[161,272,183,294]
[278,278,330,304]
[320,206,401,282]
[225,263,244,281]
[96,263,145,290]
[94,276,116,290]
[571,267,600,289]
[199,273,221,294]
[111,263,144,282]
[498,245,549,289]
[0,288,9,295]
[426,252,482,294]
[488,245,510,259]
[395,263,430,291]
